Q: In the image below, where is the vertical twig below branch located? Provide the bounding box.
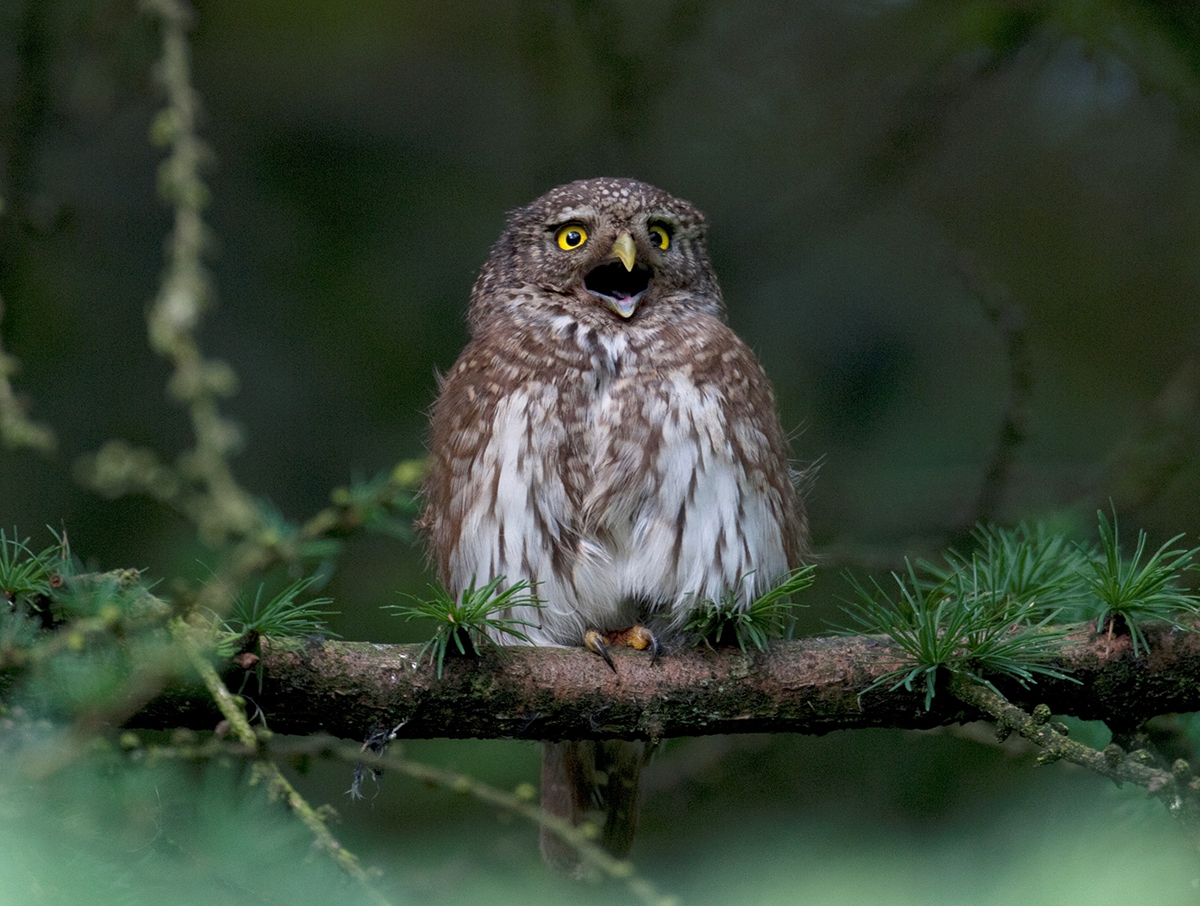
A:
[174,624,391,905]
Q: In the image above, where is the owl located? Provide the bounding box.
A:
[420,177,807,871]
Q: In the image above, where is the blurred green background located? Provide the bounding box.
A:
[3,0,1200,903]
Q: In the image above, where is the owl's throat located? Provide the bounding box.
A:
[584,261,652,319]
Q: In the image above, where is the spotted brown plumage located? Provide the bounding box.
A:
[419,177,808,871]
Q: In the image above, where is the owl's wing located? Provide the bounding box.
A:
[421,332,593,644]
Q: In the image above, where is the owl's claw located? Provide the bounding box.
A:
[584,629,617,672]
[647,631,664,665]
[625,624,661,662]
[584,625,661,671]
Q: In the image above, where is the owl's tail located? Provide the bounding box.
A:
[539,739,645,875]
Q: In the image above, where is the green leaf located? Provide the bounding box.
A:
[685,566,815,652]
[224,577,339,639]
[837,550,1076,709]
[1083,509,1200,657]
[918,522,1091,620]
[0,528,63,608]
[390,577,541,677]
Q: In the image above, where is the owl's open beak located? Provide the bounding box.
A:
[584,231,651,319]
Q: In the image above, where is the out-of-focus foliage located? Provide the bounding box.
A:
[0,749,378,906]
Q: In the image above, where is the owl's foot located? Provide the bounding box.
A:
[622,625,663,664]
[584,625,662,672]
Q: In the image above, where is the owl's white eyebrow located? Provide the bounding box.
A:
[549,207,594,224]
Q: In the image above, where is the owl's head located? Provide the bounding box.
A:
[470,178,724,329]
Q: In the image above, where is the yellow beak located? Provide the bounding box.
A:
[612,232,636,271]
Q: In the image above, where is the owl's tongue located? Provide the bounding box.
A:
[607,292,639,319]
[585,261,652,319]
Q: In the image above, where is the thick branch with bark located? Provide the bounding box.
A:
[137,621,1200,741]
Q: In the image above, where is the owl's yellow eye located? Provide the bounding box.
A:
[556,225,588,250]
[649,223,670,250]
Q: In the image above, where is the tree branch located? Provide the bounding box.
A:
[950,676,1200,829]
[136,620,1200,741]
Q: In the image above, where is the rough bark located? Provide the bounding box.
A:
[132,620,1200,741]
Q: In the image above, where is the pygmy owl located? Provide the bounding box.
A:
[420,177,807,870]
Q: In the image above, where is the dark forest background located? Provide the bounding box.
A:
[3,1,1200,903]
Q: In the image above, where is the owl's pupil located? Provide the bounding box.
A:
[566,231,581,246]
